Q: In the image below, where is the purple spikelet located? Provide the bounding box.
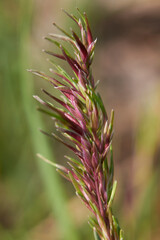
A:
[30,9,123,240]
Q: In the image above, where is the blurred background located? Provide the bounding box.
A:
[0,0,160,239]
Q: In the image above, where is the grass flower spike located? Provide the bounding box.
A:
[31,9,123,240]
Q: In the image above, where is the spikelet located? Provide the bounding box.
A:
[30,9,123,240]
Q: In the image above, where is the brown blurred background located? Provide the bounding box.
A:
[0,0,160,239]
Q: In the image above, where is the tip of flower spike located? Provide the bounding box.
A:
[94,38,98,44]
[37,154,68,172]
[49,68,54,73]
[61,8,70,15]
[33,95,43,104]
[61,8,64,12]
[33,95,38,99]
[27,69,32,72]
[76,7,83,15]
[52,22,58,28]
[37,153,54,165]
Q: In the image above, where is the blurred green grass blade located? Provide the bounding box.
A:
[133,169,159,240]
[18,0,79,239]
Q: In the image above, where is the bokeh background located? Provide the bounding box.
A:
[0,0,160,239]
